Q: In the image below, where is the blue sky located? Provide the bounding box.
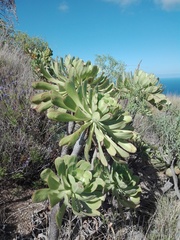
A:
[15,0,180,78]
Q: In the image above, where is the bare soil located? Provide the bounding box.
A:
[0,184,49,240]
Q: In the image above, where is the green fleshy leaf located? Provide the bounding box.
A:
[123,115,132,123]
[47,110,80,122]
[63,95,77,112]
[65,81,83,108]
[129,196,140,205]
[32,81,58,91]
[55,157,66,176]
[80,171,92,185]
[56,202,66,228]
[76,160,91,171]
[74,107,91,121]
[85,199,102,211]
[114,172,127,189]
[35,101,52,113]
[71,196,82,214]
[84,124,94,160]
[73,169,84,180]
[106,121,127,130]
[32,188,50,203]
[104,138,116,156]
[49,192,62,207]
[77,82,90,113]
[59,122,91,147]
[31,92,51,104]
[97,140,108,166]
[40,65,61,84]
[94,125,104,141]
[68,175,84,194]
[40,168,54,182]
[105,135,129,158]
[112,130,134,140]
[99,112,112,122]
[47,173,60,190]
[118,141,136,153]
[63,155,77,166]
[51,91,68,109]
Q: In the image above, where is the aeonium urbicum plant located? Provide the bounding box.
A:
[32,155,141,228]
[31,56,141,239]
[32,155,105,228]
[116,70,170,115]
[32,79,137,166]
[92,159,141,209]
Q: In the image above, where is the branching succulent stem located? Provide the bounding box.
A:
[170,160,180,200]
[91,148,97,170]
[71,130,87,156]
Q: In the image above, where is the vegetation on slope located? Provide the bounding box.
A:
[0,25,180,240]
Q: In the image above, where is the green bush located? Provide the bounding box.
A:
[117,70,170,118]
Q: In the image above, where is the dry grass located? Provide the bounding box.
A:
[167,94,180,109]
[132,97,180,240]
[0,40,64,183]
[145,194,180,240]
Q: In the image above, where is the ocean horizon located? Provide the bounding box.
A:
[160,77,180,95]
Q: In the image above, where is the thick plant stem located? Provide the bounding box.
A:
[71,131,87,156]
[170,163,180,200]
[48,130,86,240]
[48,203,60,240]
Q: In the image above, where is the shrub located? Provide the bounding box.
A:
[116,70,170,118]
[146,195,180,240]
[95,54,126,82]
[152,106,180,168]
[0,40,62,183]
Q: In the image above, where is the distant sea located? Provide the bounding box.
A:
[160,77,180,95]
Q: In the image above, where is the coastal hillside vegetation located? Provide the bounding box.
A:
[0,24,180,240]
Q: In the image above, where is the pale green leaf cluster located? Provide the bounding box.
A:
[117,69,170,114]
[32,155,105,227]
[31,56,137,166]
[93,159,141,208]
[32,155,141,228]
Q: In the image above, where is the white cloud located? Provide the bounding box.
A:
[59,1,69,12]
[154,0,180,10]
[103,0,139,6]
[102,0,180,10]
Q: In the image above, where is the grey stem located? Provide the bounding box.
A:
[170,161,180,200]
[48,203,60,240]
[68,121,75,134]
[71,131,87,156]
[91,148,97,170]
